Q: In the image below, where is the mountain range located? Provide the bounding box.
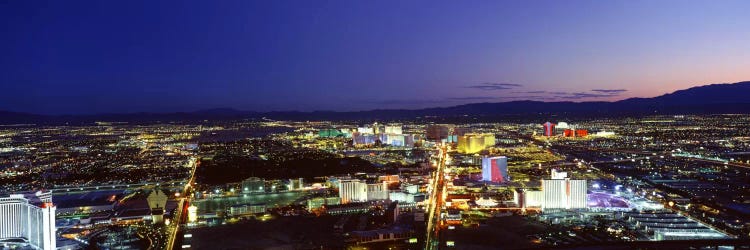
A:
[2,81,750,124]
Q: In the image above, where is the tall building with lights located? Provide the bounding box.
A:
[457,133,496,154]
[481,156,509,183]
[0,191,56,250]
[384,124,403,135]
[338,180,389,203]
[542,170,586,211]
[338,179,367,204]
[543,122,556,137]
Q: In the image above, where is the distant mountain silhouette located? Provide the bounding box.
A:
[2,81,750,124]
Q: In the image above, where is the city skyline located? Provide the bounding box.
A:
[3,1,750,114]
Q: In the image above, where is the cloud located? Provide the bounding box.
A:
[365,99,445,105]
[444,96,499,101]
[591,89,627,94]
[524,90,547,94]
[553,92,617,99]
[465,82,522,90]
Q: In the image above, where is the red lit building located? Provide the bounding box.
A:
[563,129,574,137]
[575,129,588,137]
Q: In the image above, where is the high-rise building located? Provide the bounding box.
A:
[542,170,586,211]
[457,133,496,154]
[338,180,389,203]
[187,205,198,223]
[481,156,509,183]
[338,180,368,203]
[366,182,389,201]
[146,189,168,224]
[543,122,556,136]
[352,132,377,146]
[357,126,374,134]
[0,191,56,250]
[384,124,403,135]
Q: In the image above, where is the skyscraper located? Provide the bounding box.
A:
[0,191,56,250]
[482,156,509,183]
[543,122,556,136]
[338,179,368,203]
[542,170,587,211]
[457,133,496,154]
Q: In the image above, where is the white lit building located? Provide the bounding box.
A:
[357,127,374,134]
[384,125,403,135]
[366,182,389,201]
[338,180,389,203]
[338,180,368,203]
[0,191,56,250]
[542,171,587,211]
[187,205,198,223]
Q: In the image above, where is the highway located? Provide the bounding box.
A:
[166,157,199,250]
[425,146,447,250]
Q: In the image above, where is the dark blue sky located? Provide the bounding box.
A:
[2,0,749,114]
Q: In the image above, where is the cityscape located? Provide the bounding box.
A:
[3,1,750,250]
[2,115,750,249]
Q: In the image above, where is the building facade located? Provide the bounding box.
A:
[542,178,587,211]
[457,133,495,154]
[543,122,556,136]
[338,180,368,203]
[0,191,56,250]
[481,156,509,183]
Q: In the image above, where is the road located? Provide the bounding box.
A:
[426,146,447,250]
[166,157,199,250]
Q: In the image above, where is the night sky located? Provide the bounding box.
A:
[2,0,750,114]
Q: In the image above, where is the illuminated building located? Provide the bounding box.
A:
[575,129,588,137]
[187,205,198,223]
[378,175,400,184]
[357,126,374,134]
[0,191,56,250]
[563,129,574,137]
[373,122,381,134]
[389,192,416,203]
[593,130,615,137]
[515,189,543,208]
[457,133,495,154]
[338,180,367,203]
[543,122,556,136]
[379,134,415,147]
[542,170,587,211]
[318,128,344,138]
[146,189,168,224]
[384,124,402,134]
[229,203,266,216]
[564,129,587,137]
[475,197,498,207]
[307,197,341,211]
[242,177,265,193]
[481,156,509,183]
[352,133,377,146]
[286,178,304,190]
[338,180,389,203]
[366,182,389,201]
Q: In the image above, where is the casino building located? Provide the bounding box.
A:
[481,156,509,183]
[542,170,587,211]
[0,191,56,250]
